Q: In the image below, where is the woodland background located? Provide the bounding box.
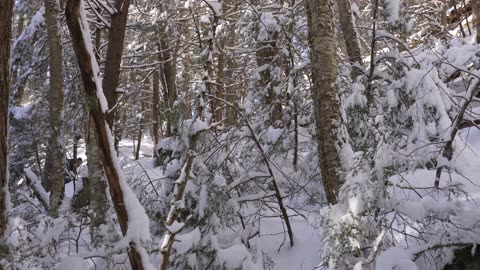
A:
[2,0,480,269]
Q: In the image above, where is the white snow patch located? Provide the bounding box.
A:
[56,256,89,270]
[376,247,418,270]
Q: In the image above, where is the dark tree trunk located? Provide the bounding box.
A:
[0,0,14,239]
[337,0,363,77]
[103,0,130,128]
[152,71,161,157]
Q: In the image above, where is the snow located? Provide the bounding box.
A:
[198,185,208,218]
[11,103,34,120]
[257,215,321,270]
[257,12,280,41]
[38,218,68,247]
[13,7,45,49]
[166,220,185,234]
[173,227,201,254]
[344,83,367,108]
[376,247,418,270]
[348,196,365,216]
[56,256,89,270]
[205,0,222,16]
[385,0,402,23]
[261,126,282,144]
[216,244,254,269]
[10,5,480,268]
[24,168,49,206]
[114,136,322,270]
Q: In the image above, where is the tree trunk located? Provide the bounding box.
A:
[224,26,238,127]
[157,37,178,136]
[103,0,130,128]
[42,0,65,216]
[306,0,350,204]
[441,0,448,27]
[65,1,145,269]
[216,39,226,123]
[217,13,237,126]
[135,95,146,161]
[181,40,192,120]
[88,19,108,237]
[337,0,363,77]
[0,0,14,239]
[152,71,161,157]
[86,118,107,242]
[474,0,480,44]
[256,27,282,127]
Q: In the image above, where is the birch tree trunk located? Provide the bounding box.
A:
[42,0,65,216]
[0,0,14,239]
[306,0,350,204]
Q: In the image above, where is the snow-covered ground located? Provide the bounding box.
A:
[60,121,480,270]
[259,216,321,270]
[63,135,322,270]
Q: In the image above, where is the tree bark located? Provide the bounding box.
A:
[306,0,350,204]
[86,118,107,241]
[180,34,192,120]
[337,0,363,77]
[217,15,237,126]
[441,0,448,27]
[474,0,480,44]
[216,38,226,123]
[152,71,161,157]
[0,0,14,239]
[157,36,178,136]
[135,88,147,161]
[103,0,130,128]
[256,26,282,127]
[65,1,144,269]
[88,18,108,238]
[42,0,65,216]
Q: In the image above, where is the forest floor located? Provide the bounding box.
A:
[65,135,322,270]
[61,120,480,269]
